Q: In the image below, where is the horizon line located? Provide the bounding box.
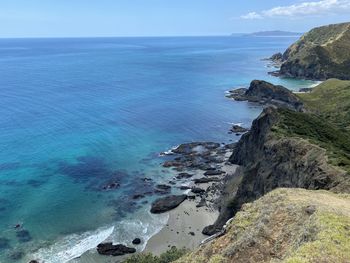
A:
[0,32,304,40]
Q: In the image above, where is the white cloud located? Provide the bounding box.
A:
[240,12,263,20]
[241,0,350,19]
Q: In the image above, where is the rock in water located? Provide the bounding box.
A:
[230,125,249,133]
[193,177,220,184]
[270,52,283,63]
[132,238,141,245]
[150,195,187,213]
[176,173,193,179]
[97,243,136,256]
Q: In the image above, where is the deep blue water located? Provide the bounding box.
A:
[0,36,316,262]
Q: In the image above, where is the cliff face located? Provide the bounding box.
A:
[203,105,350,235]
[277,22,350,80]
[177,188,350,263]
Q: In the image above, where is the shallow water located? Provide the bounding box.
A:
[0,36,316,262]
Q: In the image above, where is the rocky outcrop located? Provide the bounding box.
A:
[230,125,249,133]
[227,80,304,111]
[150,195,187,213]
[274,22,350,80]
[267,52,284,68]
[97,243,136,256]
[203,107,350,235]
[132,238,141,245]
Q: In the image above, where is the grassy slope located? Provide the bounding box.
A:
[298,79,350,130]
[273,79,350,172]
[176,188,350,263]
[282,22,350,79]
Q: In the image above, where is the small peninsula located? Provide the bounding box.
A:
[245,30,302,37]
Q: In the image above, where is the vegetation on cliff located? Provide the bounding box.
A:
[297,79,350,130]
[122,247,187,263]
[176,188,350,263]
[277,22,350,80]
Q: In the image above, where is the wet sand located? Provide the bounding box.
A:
[144,198,219,255]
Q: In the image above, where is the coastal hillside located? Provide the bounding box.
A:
[298,79,350,129]
[176,188,350,263]
[202,79,350,236]
[125,81,350,263]
[274,22,350,80]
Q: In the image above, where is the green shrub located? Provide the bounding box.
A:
[123,246,188,263]
[274,108,350,173]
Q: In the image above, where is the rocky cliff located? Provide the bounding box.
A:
[203,105,350,235]
[275,22,350,80]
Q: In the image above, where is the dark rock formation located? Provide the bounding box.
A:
[97,243,136,256]
[132,194,145,200]
[101,182,120,191]
[204,170,225,176]
[172,142,220,155]
[150,195,187,213]
[230,125,249,133]
[132,238,141,245]
[178,185,191,190]
[227,80,304,111]
[191,187,205,194]
[154,184,172,195]
[193,177,220,184]
[176,173,193,179]
[270,52,283,63]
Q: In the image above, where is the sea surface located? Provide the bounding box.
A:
[0,36,316,262]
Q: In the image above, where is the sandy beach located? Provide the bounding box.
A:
[144,162,238,255]
[144,198,219,255]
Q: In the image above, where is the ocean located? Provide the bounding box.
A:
[0,36,316,262]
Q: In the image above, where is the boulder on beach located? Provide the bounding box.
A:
[97,242,136,256]
[150,195,187,213]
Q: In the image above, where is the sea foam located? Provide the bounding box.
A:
[31,226,114,263]
[30,211,168,263]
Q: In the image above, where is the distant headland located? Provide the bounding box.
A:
[243,30,303,37]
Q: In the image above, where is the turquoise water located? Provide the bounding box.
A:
[0,36,315,262]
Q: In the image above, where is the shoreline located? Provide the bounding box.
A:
[143,155,238,256]
[144,198,219,255]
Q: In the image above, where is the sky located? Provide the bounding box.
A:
[0,0,350,37]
